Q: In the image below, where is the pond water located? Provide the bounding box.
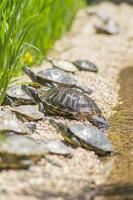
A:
[108,67,133,182]
[78,67,133,200]
[96,67,133,199]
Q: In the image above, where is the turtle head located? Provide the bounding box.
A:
[22,66,37,82]
[91,115,109,130]
[49,119,64,130]
[21,85,40,103]
[49,119,69,134]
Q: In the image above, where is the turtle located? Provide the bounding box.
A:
[39,139,71,156]
[0,110,30,134]
[47,57,77,73]
[11,105,44,121]
[50,119,113,156]
[22,85,109,130]
[73,59,98,72]
[95,20,119,35]
[23,66,93,95]
[5,84,34,106]
[0,134,47,169]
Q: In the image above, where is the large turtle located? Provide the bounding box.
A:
[50,119,113,156]
[23,66,92,95]
[22,85,109,130]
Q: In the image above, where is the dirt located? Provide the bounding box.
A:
[0,1,133,200]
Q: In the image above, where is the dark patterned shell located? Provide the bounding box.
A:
[38,87,101,117]
[37,68,76,85]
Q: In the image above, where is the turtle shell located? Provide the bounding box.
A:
[73,60,98,72]
[6,85,34,105]
[95,11,110,22]
[39,139,71,156]
[39,87,101,118]
[50,120,113,156]
[49,59,77,73]
[11,105,44,121]
[0,111,30,134]
[0,134,47,168]
[37,68,76,86]
[88,11,110,22]
[68,124,113,155]
[23,67,93,95]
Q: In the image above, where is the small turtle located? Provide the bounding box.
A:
[22,85,109,130]
[47,58,77,73]
[23,66,92,95]
[50,120,113,156]
[73,60,98,72]
[11,105,44,121]
[40,139,71,156]
[95,20,119,35]
[0,134,47,168]
[5,85,34,106]
[0,111,30,134]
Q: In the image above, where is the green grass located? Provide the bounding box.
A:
[0,0,84,105]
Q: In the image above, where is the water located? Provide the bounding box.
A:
[96,67,133,199]
[108,67,133,185]
[78,67,133,200]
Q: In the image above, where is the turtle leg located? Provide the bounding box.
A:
[72,84,93,95]
[90,115,109,130]
[38,102,55,121]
